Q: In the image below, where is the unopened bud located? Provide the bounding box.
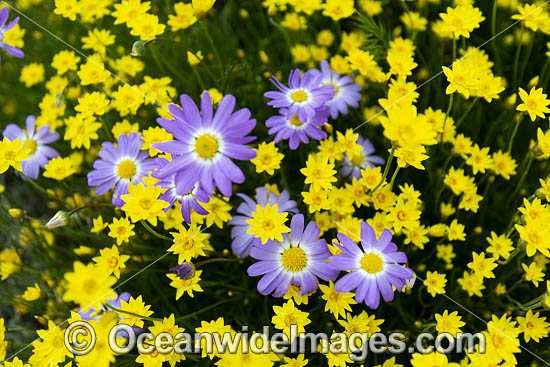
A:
[267,4,277,16]
[405,273,416,289]
[171,262,195,281]
[131,41,145,57]
[324,122,333,134]
[535,188,546,200]
[8,208,25,219]
[259,50,269,64]
[517,239,527,252]
[54,93,66,108]
[239,8,249,19]
[532,146,544,158]
[45,210,70,229]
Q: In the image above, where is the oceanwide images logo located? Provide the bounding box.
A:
[64,320,486,360]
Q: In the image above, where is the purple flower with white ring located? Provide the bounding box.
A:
[156,157,209,223]
[329,222,414,309]
[0,7,23,58]
[312,60,362,119]
[229,186,298,258]
[266,107,328,150]
[264,69,335,122]
[87,132,159,208]
[3,115,59,179]
[248,214,338,297]
[340,135,385,180]
[153,91,256,197]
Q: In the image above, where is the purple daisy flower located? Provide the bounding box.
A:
[266,107,328,150]
[248,214,338,297]
[78,292,131,321]
[312,60,362,119]
[87,132,159,207]
[0,7,23,59]
[229,186,298,258]
[264,69,335,122]
[329,222,414,309]
[156,157,209,223]
[340,135,385,180]
[3,115,59,179]
[153,91,256,197]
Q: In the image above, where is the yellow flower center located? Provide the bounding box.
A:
[284,314,298,326]
[139,199,153,210]
[194,134,219,159]
[23,139,37,155]
[118,160,136,179]
[116,226,127,235]
[291,90,308,102]
[526,99,538,110]
[360,253,383,274]
[259,153,272,165]
[4,150,16,161]
[311,169,322,179]
[180,237,195,250]
[83,279,97,293]
[491,333,504,349]
[107,256,118,269]
[281,247,308,272]
[351,153,364,165]
[290,114,304,126]
[260,218,275,231]
[396,210,407,221]
[329,290,341,302]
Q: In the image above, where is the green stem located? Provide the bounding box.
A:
[195,257,241,267]
[512,26,524,90]
[389,166,401,191]
[176,297,238,321]
[506,153,534,208]
[507,114,523,153]
[199,20,224,77]
[68,203,114,216]
[518,32,535,87]
[455,97,478,128]
[192,68,206,91]
[442,93,454,140]
[491,0,502,73]
[372,146,395,192]
[140,220,171,241]
[105,304,162,321]
[20,172,52,197]
[451,35,456,61]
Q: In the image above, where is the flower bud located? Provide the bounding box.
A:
[239,8,249,19]
[535,187,546,200]
[259,50,269,64]
[171,262,195,280]
[517,239,527,252]
[428,224,446,237]
[54,93,66,108]
[131,41,145,57]
[405,273,416,289]
[8,208,25,219]
[45,210,70,229]
[324,123,333,134]
[267,4,277,16]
